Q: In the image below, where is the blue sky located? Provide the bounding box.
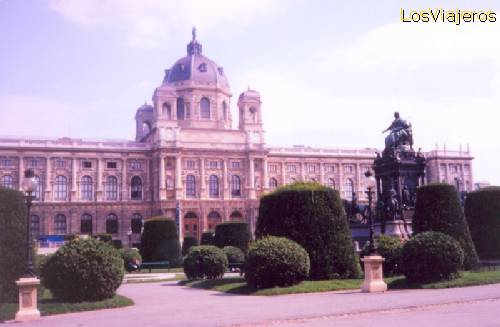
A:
[1,0,499,184]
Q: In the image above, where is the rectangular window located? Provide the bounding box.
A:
[326,165,335,173]
[130,160,141,169]
[56,159,66,168]
[344,165,353,173]
[186,160,196,169]
[209,161,219,169]
[107,161,117,169]
[0,158,12,167]
[29,159,38,168]
[308,165,317,173]
[82,161,92,169]
[287,164,297,173]
[231,161,241,169]
[269,164,277,172]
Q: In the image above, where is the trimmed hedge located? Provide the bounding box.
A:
[361,235,402,276]
[41,239,124,302]
[183,246,228,279]
[95,233,113,243]
[182,235,199,256]
[214,222,252,252]
[245,236,310,289]
[201,231,215,245]
[256,182,359,280]
[120,248,142,272]
[413,183,479,269]
[465,187,500,260]
[0,188,27,302]
[400,231,464,283]
[140,217,181,262]
[222,246,245,264]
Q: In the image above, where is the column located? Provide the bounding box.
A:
[319,162,325,185]
[248,158,255,199]
[223,159,229,199]
[18,156,24,191]
[356,163,362,197]
[159,155,166,200]
[121,159,127,201]
[281,162,286,185]
[300,162,305,181]
[200,158,206,199]
[71,157,77,201]
[96,158,103,201]
[45,157,51,201]
[175,156,183,200]
[263,158,269,190]
[338,163,344,197]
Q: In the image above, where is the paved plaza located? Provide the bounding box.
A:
[6,281,500,326]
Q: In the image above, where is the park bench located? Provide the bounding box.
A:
[477,260,500,271]
[228,262,244,276]
[140,261,170,273]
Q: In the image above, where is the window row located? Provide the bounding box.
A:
[30,213,143,237]
[162,98,228,121]
[186,175,242,198]
[183,210,243,234]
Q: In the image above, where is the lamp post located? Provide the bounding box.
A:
[360,170,387,293]
[127,228,132,248]
[364,170,377,254]
[15,169,41,321]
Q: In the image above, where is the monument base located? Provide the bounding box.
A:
[361,255,387,293]
[15,277,41,322]
[375,220,412,240]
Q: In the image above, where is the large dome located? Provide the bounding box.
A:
[163,28,230,90]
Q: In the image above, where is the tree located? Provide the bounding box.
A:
[140,217,181,262]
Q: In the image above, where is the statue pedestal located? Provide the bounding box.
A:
[375,220,412,240]
[15,277,41,322]
[361,255,387,293]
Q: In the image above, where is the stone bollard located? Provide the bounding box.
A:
[15,277,41,322]
[361,255,387,293]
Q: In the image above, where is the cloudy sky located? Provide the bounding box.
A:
[0,0,499,184]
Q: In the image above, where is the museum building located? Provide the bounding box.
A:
[0,31,474,246]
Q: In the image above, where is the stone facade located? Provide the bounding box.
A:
[0,32,474,245]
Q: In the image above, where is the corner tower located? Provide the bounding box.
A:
[238,88,265,146]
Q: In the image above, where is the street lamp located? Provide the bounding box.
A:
[127,227,132,248]
[364,170,377,254]
[22,169,38,277]
[15,169,41,322]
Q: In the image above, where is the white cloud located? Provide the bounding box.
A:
[49,0,280,48]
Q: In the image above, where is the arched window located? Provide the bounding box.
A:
[106,176,118,200]
[249,107,257,122]
[327,178,335,189]
[177,98,185,120]
[0,175,14,189]
[131,213,142,234]
[207,211,221,230]
[200,97,210,119]
[184,212,198,236]
[166,176,174,190]
[55,176,68,200]
[142,121,151,135]
[81,175,93,200]
[163,103,171,120]
[33,176,42,200]
[186,175,196,197]
[54,214,67,235]
[131,176,142,200]
[222,101,228,121]
[81,214,92,234]
[345,179,354,200]
[31,215,40,239]
[106,213,119,234]
[230,211,243,221]
[269,178,278,190]
[231,175,241,197]
[209,175,219,197]
[208,211,221,220]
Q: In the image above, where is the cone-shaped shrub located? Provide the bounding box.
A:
[245,236,310,288]
[465,187,500,260]
[41,239,124,302]
[182,235,199,256]
[140,217,181,262]
[201,231,215,245]
[413,183,478,269]
[214,222,252,252]
[0,188,27,302]
[256,182,359,280]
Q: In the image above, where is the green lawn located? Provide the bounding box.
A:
[0,289,133,322]
[180,270,500,296]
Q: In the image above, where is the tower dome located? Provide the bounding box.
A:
[163,27,230,90]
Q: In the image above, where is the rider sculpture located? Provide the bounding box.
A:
[382,112,413,150]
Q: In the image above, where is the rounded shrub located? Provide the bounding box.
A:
[183,245,228,280]
[120,248,142,272]
[256,182,359,280]
[222,246,245,264]
[182,235,199,256]
[465,187,500,260]
[201,231,215,245]
[140,217,181,262]
[245,236,310,289]
[413,183,479,269]
[41,239,124,302]
[214,222,252,252]
[0,188,28,302]
[400,231,464,283]
[360,235,403,276]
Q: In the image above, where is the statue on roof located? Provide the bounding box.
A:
[382,112,413,150]
[192,26,197,40]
